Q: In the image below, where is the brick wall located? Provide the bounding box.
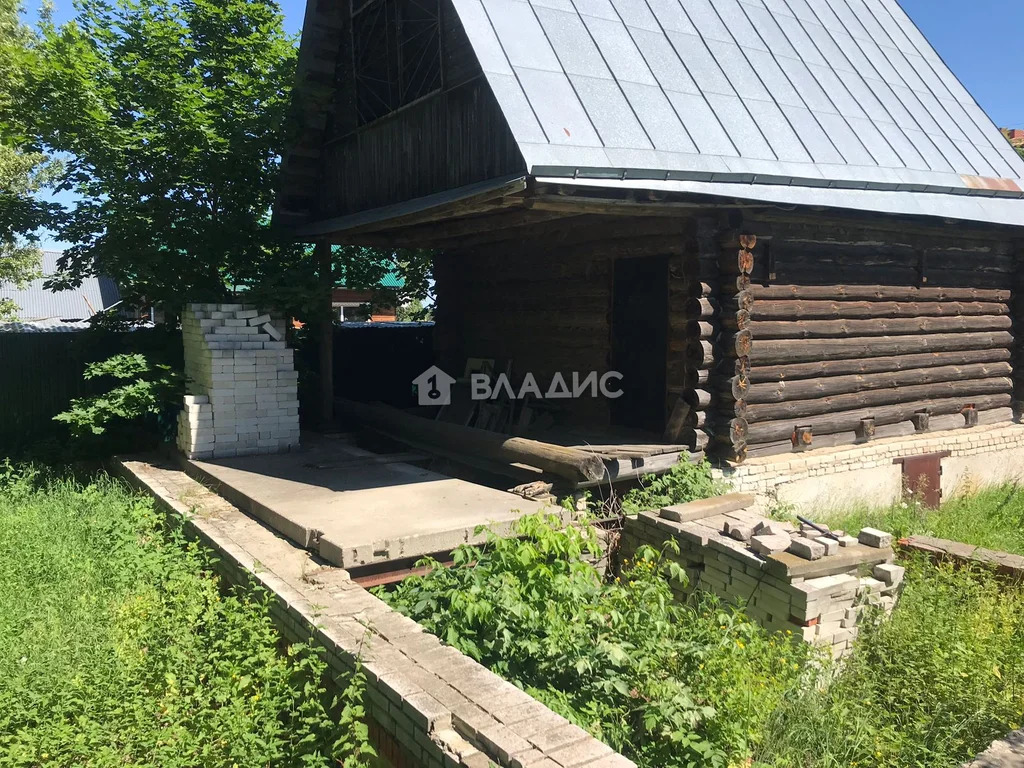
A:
[117,456,635,768]
[715,423,1024,513]
[177,303,299,459]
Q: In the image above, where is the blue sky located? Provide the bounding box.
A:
[26,0,1024,248]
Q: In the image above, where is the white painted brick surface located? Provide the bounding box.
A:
[177,303,299,459]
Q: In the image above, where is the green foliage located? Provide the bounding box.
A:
[820,483,1024,556]
[0,0,62,320]
[756,560,1024,767]
[621,458,729,515]
[0,467,373,766]
[15,0,300,309]
[379,513,811,768]
[54,352,184,437]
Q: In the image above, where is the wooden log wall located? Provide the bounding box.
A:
[436,216,689,427]
[723,218,1018,459]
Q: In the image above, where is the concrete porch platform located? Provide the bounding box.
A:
[182,434,542,570]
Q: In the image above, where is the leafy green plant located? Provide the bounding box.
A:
[621,458,728,515]
[0,466,373,767]
[378,513,811,768]
[53,352,184,437]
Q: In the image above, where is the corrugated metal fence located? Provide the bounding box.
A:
[0,328,182,452]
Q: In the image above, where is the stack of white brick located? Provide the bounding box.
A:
[621,509,902,658]
[176,303,299,459]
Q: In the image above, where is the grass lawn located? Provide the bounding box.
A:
[0,465,372,768]
[817,483,1024,556]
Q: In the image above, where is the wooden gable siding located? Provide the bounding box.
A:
[316,0,524,219]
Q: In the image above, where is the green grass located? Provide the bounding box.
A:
[0,465,373,768]
[815,483,1024,556]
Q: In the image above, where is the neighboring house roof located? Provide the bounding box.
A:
[455,0,1024,214]
[279,0,1024,230]
[0,251,121,322]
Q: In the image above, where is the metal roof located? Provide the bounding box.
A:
[0,251,121,322]
[451,0,1024,222]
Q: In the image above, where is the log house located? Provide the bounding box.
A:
[275,0,1024,466]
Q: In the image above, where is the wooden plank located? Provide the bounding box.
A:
[659,492,757,522]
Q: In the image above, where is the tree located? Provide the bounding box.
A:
[16,0,300,310]
[0,0,60,321]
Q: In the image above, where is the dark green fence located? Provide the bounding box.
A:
[0,327,182,454]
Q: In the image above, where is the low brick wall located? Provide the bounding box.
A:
[716,423,1024,513]
[620,509,900,657]
[116,456,634,768]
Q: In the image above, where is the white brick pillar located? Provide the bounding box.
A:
[177,303,300,459]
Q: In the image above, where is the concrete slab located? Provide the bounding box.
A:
[183,435,543,569]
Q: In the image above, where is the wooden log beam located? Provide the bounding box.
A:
[746,394,1012,445]
[749,348,1011,383]
[336,399,607,483]
[750,331,1014,365]
[746,377,1012,423]
[750,285,1012,303]
[748,362,1012,405]
[750,300,1009,320]
[750,314,1011,339]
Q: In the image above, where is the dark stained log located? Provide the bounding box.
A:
[687,297,717,318]
[749,348,1011,383]
[730,330,752,358]
[747,362,1013,404]
[745,377,1012,423]
[750,300,1009,320]
[336,399,607,483]
[686,389,712,409]
[686,281,714,298]
[750,331,1014,365]
[720,310,751,331]
[686,339,715,366]
[721,291,753,313]
[766,266,1009,290]
[750,284,1012,303]
[720,248,754,275]
[745,394,1013,444]
[750,315,1011,339]
[720,374,751,400]
[688,321,716,339]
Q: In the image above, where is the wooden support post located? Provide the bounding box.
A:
[315,241,334,427]
[856,417,875,441]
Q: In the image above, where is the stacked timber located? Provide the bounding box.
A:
[744,284,1014,454]
[679,218,720,456]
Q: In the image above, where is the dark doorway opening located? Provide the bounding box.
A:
[611,255,669,434]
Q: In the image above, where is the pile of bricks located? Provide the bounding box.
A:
[619,494,902,657]
[176,303,299,459]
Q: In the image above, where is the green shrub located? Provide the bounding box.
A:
[756,559,1024,768]
[0,466,374,767]
[621,458,728,515]
[379,513,812,768]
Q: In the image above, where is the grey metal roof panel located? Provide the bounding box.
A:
[0,252,121,322]
[449,0,1024,222]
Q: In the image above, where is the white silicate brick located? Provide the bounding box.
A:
[177,302,301,459]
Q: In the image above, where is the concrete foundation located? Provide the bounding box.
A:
[181,434,543,569]
[716,423,1024,514]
